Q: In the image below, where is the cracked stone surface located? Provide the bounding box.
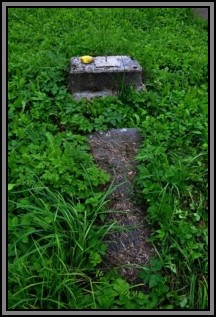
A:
[88,128,155,283]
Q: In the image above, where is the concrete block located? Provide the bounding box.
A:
[69,56,145,99]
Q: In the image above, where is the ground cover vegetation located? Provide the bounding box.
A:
[8,8,208,309]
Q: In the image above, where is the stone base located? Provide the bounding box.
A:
[69,56,145,99]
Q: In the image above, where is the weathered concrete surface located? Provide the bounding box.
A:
[69,56,145,99]
[88,128,154,283]
[192,8,208,20]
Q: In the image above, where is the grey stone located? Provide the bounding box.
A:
[192,8,208,20]
[69,56,145,99]
[88,128,155,282]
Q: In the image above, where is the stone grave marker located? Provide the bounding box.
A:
[69,55,145,99]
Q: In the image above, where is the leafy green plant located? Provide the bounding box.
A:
[8,7,208,310]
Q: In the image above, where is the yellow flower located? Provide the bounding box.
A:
[80,55,94,64]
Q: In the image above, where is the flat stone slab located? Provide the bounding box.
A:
[95,56,122,68]
[69,56,145,99]
[88,128,154,283]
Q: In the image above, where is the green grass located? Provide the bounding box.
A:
[8,185,118,309]
[8,8,208,309]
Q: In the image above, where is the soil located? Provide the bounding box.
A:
[88,128,155,283]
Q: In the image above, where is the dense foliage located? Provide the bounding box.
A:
[8,8,208,309]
